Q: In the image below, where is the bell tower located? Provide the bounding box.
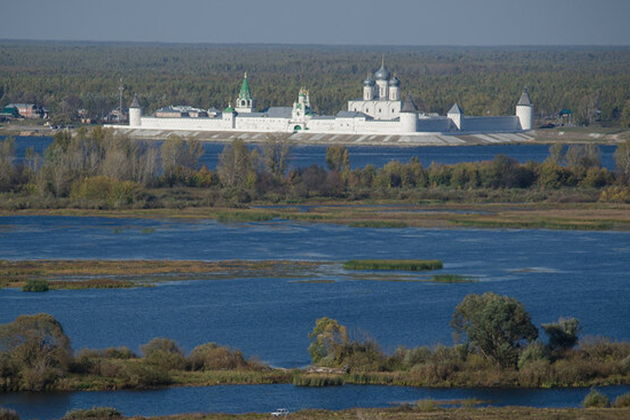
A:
[235,72,256,113]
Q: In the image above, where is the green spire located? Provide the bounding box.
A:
[238,72,252,101]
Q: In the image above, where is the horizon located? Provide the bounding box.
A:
[2,0,630,46]
[2,39,630,49]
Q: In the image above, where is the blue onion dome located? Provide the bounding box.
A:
[374,63,391,81]
[389,76,400,87]
[363,77,375,86]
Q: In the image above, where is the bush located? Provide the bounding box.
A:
[518,341,548,369]
[292,374,344,387]
[188,342,250,370]
[416,399,437,412]
[0,408,20,420]
[70,176,145,209]
[582,388,610,408]
[62,407,121,419]
[141,338,185,370]
[22,279,49,292]
[613,392,630,408]
[118,362,172,388]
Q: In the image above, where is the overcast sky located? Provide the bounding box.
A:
[2,0,629,46]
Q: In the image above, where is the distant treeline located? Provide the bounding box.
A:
[1,41,630,126]
[1,130,630,208]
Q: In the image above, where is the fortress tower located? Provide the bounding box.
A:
[448,103,463,130]
[235,73,256,113]
[516,88,534,130]
[128,94,141,127]
[399,95,418,133]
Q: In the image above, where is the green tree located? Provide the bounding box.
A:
[307,317,349,365]
[451,292,538,368]
[541,317,580,351]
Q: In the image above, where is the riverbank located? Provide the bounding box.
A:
[125,406,630,420]
[3,123,630,145]
[2,201,630,231]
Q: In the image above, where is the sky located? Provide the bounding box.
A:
[1,0,629,46]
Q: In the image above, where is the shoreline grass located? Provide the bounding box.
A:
[343,259,443,271]
[431,274,476,283]
[2,200,630,232]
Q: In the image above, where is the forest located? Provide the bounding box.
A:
[1,41,630,126]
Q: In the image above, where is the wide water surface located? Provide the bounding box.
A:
[3,384,630,420]
[1,216,629,367]
[6,136,619,169]
[1,216,630,417]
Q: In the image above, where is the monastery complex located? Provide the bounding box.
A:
[118,61,535,145]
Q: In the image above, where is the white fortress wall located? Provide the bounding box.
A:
[234,116,290,132]
[139,116,232,131]
[462,116,520,133]
[417,117,451,132]
[307,118,336,132]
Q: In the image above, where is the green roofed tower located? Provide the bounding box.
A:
[235,72,256,113]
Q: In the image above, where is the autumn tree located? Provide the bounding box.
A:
[0,136,16,191]
[614,139,630,184]
[261,133,292,178]
[217,139,257,190]
[160,135,204,185]
[0,314,72,391]
[308,317,349,365]
[325,145,350,172]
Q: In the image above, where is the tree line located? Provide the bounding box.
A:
[1,41,630,126]
[2,292,629,392]
[1,131,630,208]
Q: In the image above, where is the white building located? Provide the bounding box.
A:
[125,63,534,136]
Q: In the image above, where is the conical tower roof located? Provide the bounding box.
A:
[129,94,140,109]
[401,94,418,113]
[448,103,463,115]
[238,72,252,101]
[517,88,532,106]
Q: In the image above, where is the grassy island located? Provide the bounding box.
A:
[343,259,443,271]
[1,259,476,290]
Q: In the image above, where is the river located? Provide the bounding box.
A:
[4,135,620,170]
